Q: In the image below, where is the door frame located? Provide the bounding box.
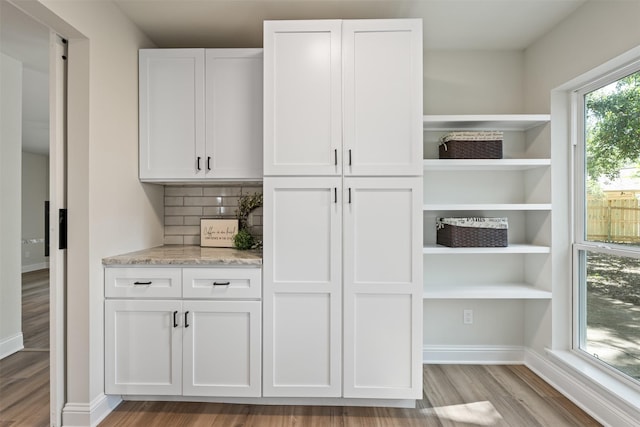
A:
[48,33,67,427]
[8,2,85,425]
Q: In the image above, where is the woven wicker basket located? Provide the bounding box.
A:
[436,220,508,248]
[439,139,503,159]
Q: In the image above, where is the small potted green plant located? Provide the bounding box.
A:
[233,192,263,250]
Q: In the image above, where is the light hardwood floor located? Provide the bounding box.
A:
[0,269,50,427]
[100,366,600,426]
[0,271,601,426]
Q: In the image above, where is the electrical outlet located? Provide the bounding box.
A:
[463,309,473,324]
[25,250,31,258]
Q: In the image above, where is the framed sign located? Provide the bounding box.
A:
[200,219,238,248]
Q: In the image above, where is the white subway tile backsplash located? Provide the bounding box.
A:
[164,235,184,245]
[183,235,201,245]
[165,225,200,236]
[203,186,243,197]
[164,216,184,226]
[165,206,203,216]
[164,197,184,206]
[223,197,239,206]
[184,196,222,206]
[165,186,204,197]
[164,184,262,244]
[203,206,237,216]
[184,216,202,226]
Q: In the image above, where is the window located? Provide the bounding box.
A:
[574,67,640,383]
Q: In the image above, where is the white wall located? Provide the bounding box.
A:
[521,3,640,424]
[21,151,49,272]
[0,53,24,359]
[424,50,524,114]
[25,1,163,423]
[524,0,640,352]
[525,1,640,113]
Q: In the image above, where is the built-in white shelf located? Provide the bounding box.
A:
[423,158,550,171]
[423,203,552,211]
[423,114,551,131]
[422,283,552,300]
[423,244,550,254]
[421,113,553,342]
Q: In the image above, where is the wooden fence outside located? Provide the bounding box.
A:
[587,197,640,242]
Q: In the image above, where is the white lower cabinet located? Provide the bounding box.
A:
[104,266,261,398]
[263,177,422,400]
[105,299,182,395]
[182,300,261,397]
[343,177,423,399]
[262,177,342,397]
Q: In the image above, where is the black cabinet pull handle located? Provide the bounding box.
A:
[348,149,352,166]
[197,157,201,171]
[213,281,230,286]
[184,311,190,328]
[133,281,152,285]
[173,311,178,328]
[207,156,211,171]
[348,188,352,204]
[334,149,337,166]
[334,187,337,204]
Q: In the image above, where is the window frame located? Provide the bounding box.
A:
[572,61,640,383]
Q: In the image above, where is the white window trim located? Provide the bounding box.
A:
[571,58,640,385]
[541,44,640,426]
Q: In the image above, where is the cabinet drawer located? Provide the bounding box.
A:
[183,268,261,299]
[105,267,182,298]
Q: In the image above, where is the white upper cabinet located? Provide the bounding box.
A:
[139,49,205,181]
[343,20,423,176]
[263,19,422,176]
[139,48,263,182]
[205,49,263,180]
[263,20,342,176]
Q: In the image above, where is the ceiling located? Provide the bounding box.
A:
[114,0,587,50]
[1,0,588,157]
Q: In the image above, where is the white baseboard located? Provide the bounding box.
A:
[123,395,416,408]
[0,333,24,359]
[423,345,524,364]
[62,394,122,427]
[22,262,50,273]
[525,348,640,427]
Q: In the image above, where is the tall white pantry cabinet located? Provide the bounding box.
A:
[263,19,423,400]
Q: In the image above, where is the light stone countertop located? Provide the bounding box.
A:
[102,245,262,266]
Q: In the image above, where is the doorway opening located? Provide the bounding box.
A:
[1,2,67,426]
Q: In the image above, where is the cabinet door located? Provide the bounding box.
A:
[342,20,423,176]
[205,49,263,180]
[139,49,205,181]
[105,299,182,395]
[342,177,423,399]
[183,300,261,397]
[263,177,342,396]
[263,20,342,176]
